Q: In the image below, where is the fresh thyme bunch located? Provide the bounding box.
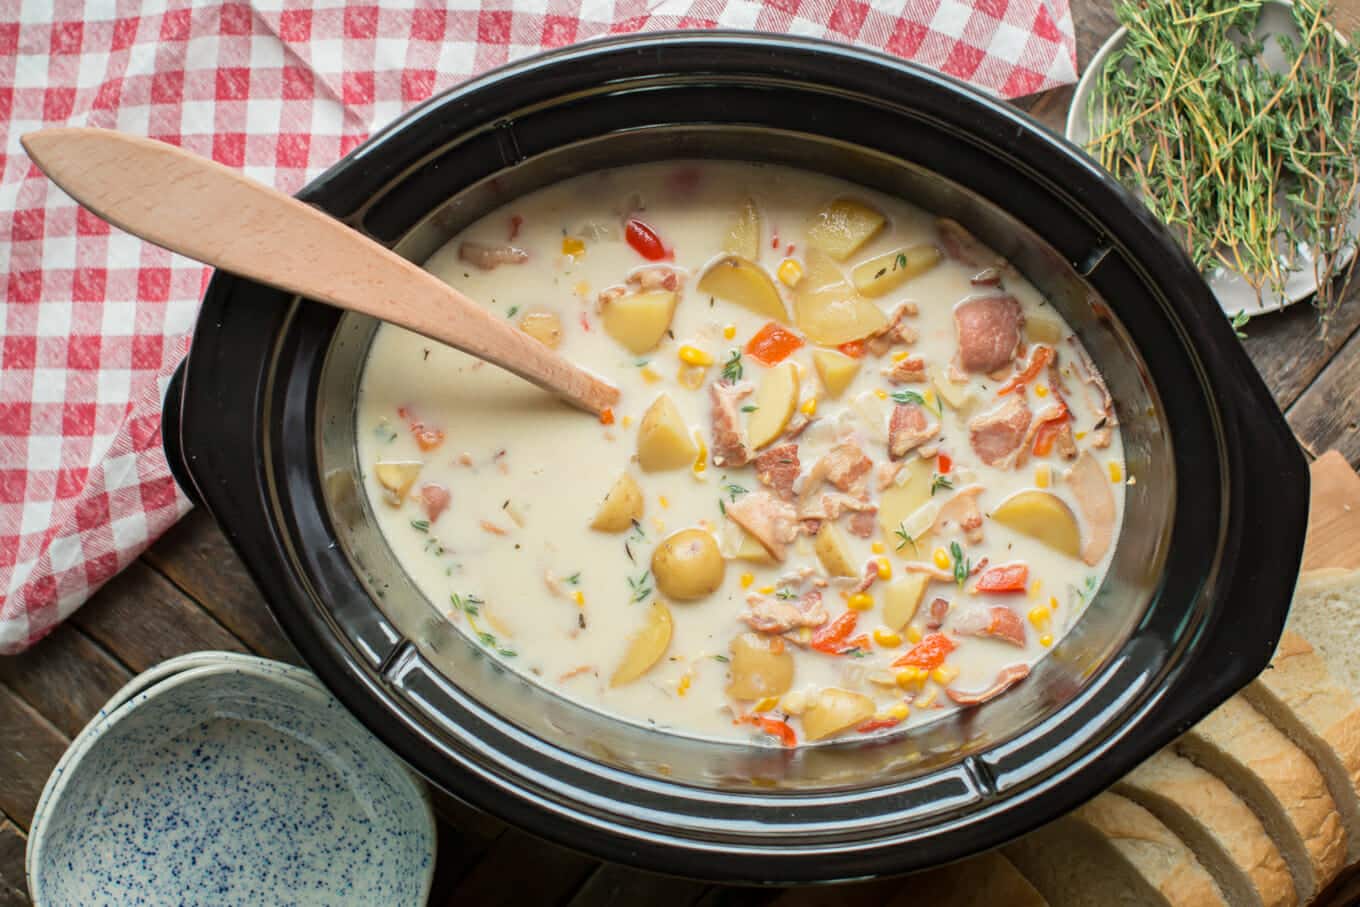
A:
[1089,0,1360,329]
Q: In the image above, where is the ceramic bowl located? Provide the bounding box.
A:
[26,653,435,906]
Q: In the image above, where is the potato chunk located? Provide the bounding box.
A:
[806,199,886,261]
[793,250,887,345]
[746,362,799,450]
[813,521,857,578]
[882,574,929,631]
[930,365,975,412]
[601,290,678,354]
[851,245,942,297]
[696,255,787,322]
[652,528,725,601]
[727,632,794,700]
[812,349,860,398]
[991,490,1082,559]
[722,198,761,260]
[637,394,698,472]
[802,688,876,741]
[590,473,644,532]
[876,458,933,538]
[611,602,673,687]
[518,310,563,348]
[374,461,421,506]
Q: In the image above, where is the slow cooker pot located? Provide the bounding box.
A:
[161,33,1309,882]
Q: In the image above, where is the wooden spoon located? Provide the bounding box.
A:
[20,127,620,416]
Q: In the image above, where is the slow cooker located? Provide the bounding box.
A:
[161,33,1309,882]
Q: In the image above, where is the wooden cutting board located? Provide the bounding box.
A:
[1302,450,1360,571]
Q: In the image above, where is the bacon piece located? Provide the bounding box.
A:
[931,484,984,544]
[925,597,950,630]
[480,519,509,536]
[881,356,928,385]
[818,438,873,492]
[709,381,754,468]
[889,403,940,460]
[628,264,685,293]
[742,589,829,634]
[797,492,877,524]
[968,395,1032,466]
[783,414,814,441]
[876,461,905,491]
[1068,339,1117,448]
[936,218,1007,270]
[1068,450,1116,566]
[1013,402,1069,469]
[850,561,879,596]
[1054,423,1078,460]
[970,268,1003,287]
[420,483,451,523]
[953,605,1027,647]
[848,509,877,538]
[753,444,801,501]
[946,664,1031,707]
[727,490,799,561]
[459,241,529,270]
[902,562,957,582]
[954,295,1023,374]
[866,304,920,356]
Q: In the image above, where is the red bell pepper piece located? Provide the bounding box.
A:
[974,563,1029,593]
[837,340,866,359]
[892,633,956,670]
[840,634,872,655]
[997,345,1053,395]
[856,716,904,733]
[937,452,953,474]
[810,611,857,654]
[624,218,669,261]
[742,715,797,747]
[745,322,805,366]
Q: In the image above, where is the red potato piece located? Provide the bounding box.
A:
[727,490,800,561]
[953,605,1027,646]
[742,589,828,634]
[968,395,1032,466]
[710,381,754,468]
[1068,450,1116,565]
[459,241,529,269]
[420,483,451,523]
[946,664,1031,707]
[889,403,940,459]
[954,295,1023,374]
[753,444,801,501]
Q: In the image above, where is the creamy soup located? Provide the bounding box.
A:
[356,161,1125,746]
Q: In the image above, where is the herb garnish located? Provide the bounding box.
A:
[627,570,653,604]
[722,481,749,502]
[894,522,917,554]
[741,404,759,413]
[711,654,730,663]
[930,475,954,496]
[1231,310,1250,340]
[721,349,744,382]
[775,587,797,601]
[892,389,928,406]
[565,572,582,585]
[506,305,520,319]
[410,519,430,532]
[949,541,971,588]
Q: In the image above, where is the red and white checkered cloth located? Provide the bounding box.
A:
[0,1,1076,655]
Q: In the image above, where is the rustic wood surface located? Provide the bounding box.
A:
[3,2,1360,903]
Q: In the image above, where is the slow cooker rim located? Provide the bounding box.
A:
[167,32,1309,881]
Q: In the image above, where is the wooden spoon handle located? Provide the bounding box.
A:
[20,127,619,416]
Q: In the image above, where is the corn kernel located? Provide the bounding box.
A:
[781,691,807,714]
[678,364,706,390]
[653,517,666,532]
[1040,634,1054,647]
[917,688,938,709]
[693,431,708,473]
[800,397,818,416]
[1035,384,1049,398]
[776,258,804,287]
[678,345,714,367]
[758,585,775,595]
[906,625,924,643]
[640,366,661,384]
[888,702,912,720]
[923,388,936,408]
[1029,579,1043,599]
[659,495,670,509]
[848,592,875,611]
[621,415,633,428]
[1109,461,1123,483]
[572,590,585,607]
[873,628,902,647]
[1035,464,1051,488]
[561,236,586,258]
[753,696,778,713]
[740,572,755,589]
[874,388,889,400]
[1075,431,1087,440]
[1050,595,1059,611]
[932,547,951,570]
[892,350,911,362]
[723,324,737,340]
[871,541,886,554]
[932,664,960,686]
[1027,606,1051,629]
[796,627,813,644]
[875,557,892,580]
[677,672,692,696]
[896,667,928,689]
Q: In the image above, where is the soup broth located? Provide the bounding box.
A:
[355,161,1125,745]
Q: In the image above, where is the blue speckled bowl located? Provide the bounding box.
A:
[26,653,436,906]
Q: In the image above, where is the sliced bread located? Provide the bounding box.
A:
[1004,791,1227,907]
[1279,568,1360,689]
[1247,627,1360,866]
[1176,695,1347,903]
[898,850,1047,906]
[1115,748,1296,907]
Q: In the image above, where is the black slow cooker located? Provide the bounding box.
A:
[161,33,1309,882]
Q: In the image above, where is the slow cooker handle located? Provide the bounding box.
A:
[161,358,204,508]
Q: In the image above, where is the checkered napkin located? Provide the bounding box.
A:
[0,1,1077,655]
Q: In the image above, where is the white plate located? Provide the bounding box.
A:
[1066,1,1352,316]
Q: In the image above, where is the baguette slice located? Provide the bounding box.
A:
[1247,627,1360,865]
[901,850,1047,906]
[1116,748,1296,907]
[1177,696,1346,903]
[1004,791,1227,907]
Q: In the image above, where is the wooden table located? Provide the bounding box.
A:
[4,5,1360,905]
